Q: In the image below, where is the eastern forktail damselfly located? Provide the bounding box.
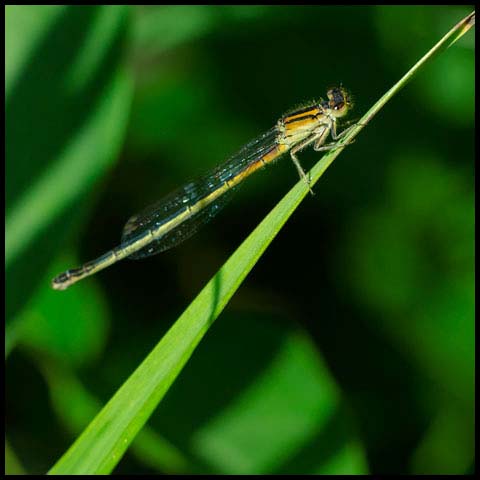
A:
[52,87,354,290]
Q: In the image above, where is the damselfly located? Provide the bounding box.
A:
[52,87,354,290]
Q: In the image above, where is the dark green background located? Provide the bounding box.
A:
[5,5,474,474]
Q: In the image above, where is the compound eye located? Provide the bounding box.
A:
[335,102,345,111]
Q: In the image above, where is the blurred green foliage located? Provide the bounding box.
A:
[5,5,474,475]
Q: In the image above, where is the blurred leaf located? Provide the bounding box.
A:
[182,314,367,474]
[411,404,474,474]
[5,6,66,98]
[5,5,132,321]
[131,5,269,57]
[8,254,110,367]
[5,439,27,475]
[345,153,474,410]
[132,6,216,56]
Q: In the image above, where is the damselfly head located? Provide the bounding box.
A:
[327,86,352,118]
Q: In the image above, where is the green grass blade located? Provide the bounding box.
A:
[48,10,475,475]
